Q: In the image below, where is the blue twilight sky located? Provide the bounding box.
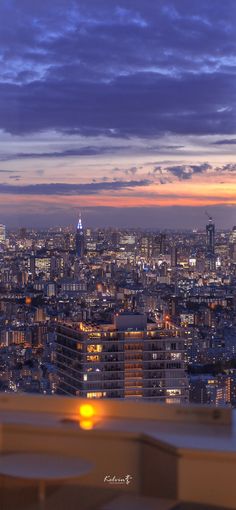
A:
[0,0,236,228]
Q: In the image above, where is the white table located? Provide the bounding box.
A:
[0,452,93,504]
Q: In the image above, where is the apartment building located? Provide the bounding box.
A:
[56,312,188,402]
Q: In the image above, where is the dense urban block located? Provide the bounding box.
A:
[1,216,236,407]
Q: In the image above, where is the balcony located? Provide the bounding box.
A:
[0,393,235,510]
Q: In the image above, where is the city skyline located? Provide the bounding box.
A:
[0,0,235,227]
[1,4,236,506]
[1,206,236,231]
[1,218,236,406]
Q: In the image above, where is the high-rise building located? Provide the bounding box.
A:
[119,234,136,253]
[206,216,215,255]
[159,233,166,255]
[75,213,85,258]
[0,224,6,242]
[206,216,216,270]
[55,312,188,403]
[34,307,46,323]
[140,234,166,260]
[229,226,236,265]
[171,245,178,267]
[35,257,51,278]
[140,235,152,258]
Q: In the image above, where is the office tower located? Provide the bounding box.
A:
[206,216,216,270]
[160,261,168,277]
[17,271,29,287]
[140,234,166,260]
[46,282,57,297]
[35,257,51,278]
[28,256,36,277]
[55,312,188,403]
[170,296,178,320]
[0,224,6,242]
[159,233,166,254]
[151,235,163,258]
[75,213,85,258]
[206,216,215,255]
[140,235,151,258]
[85,228,97,254]
[229,226,236,264]
[229,226,236,244]
[19,228,27,240]
[171,245,178,267]
[34,307,46,323]
[119,234,136,253]
[189,377,208,405]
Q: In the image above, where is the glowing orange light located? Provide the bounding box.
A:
[80,419,94,430]
[25,296,32,305]
[79,403,95,419]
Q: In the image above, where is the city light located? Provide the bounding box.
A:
[79,404,95,419]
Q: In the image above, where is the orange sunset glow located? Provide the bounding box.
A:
[0,0,235,229]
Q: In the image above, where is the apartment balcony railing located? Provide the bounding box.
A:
[0,393,234,510]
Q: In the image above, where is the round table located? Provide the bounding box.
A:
[0,452,93,504]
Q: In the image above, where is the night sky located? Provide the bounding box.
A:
[0,0,236,228]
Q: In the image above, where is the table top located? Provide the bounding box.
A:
[0,453,93,481]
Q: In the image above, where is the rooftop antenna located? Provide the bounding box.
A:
[77,209,83,230]
[205,210,213,222]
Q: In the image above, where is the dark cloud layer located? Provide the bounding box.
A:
[212,139,236,145]
[0,146,128,161]
[0,179,150,195]
[167,163,212,180]
[0,1,236,228]
[0,169,17,173]
[0,73,235,138]
[0,0,235,138]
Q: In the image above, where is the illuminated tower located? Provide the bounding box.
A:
[75,213,85,258]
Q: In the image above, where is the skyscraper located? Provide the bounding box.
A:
[206,216,216,270]
[206,216,215,255]
[229,226,236,265]
[75,213,85,258]
[0,224,6,242]
[171,244,178,268]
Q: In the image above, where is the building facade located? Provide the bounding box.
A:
[0,224,6,242]
[206,216,216,270]
[55,313,188,403]
[75,214,85,258]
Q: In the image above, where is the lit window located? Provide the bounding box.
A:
[87,344,102,353]
[170,353,181,360]
[87,392,106,398]
[86,355,100,362]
